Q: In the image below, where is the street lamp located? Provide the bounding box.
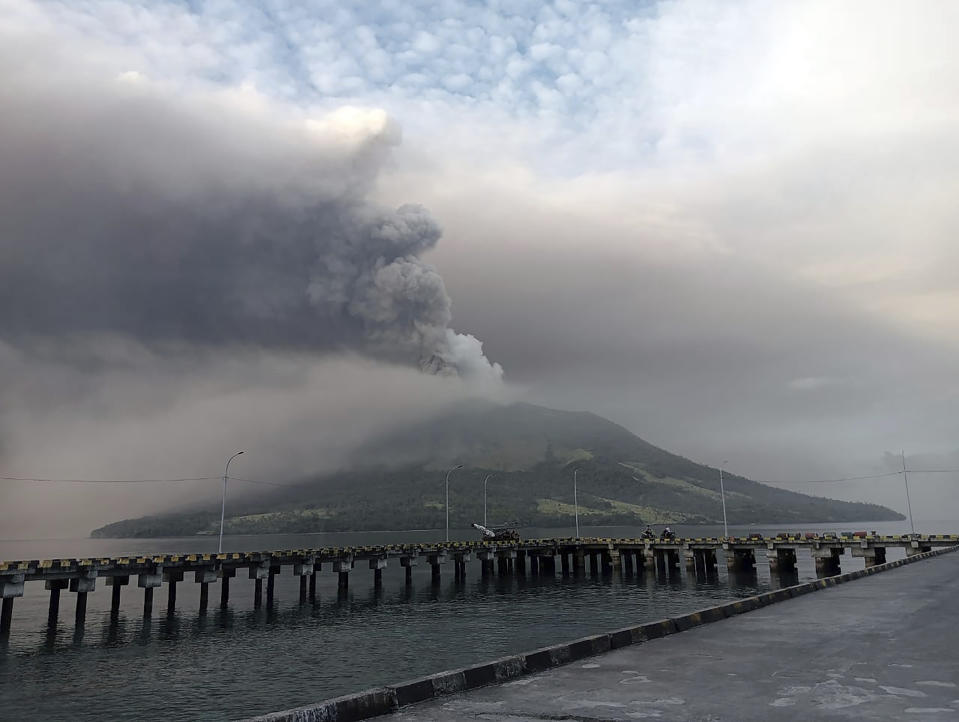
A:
[573,468,580,539]
[901,450,915,535]
[445,464,463,542]
[218,451,245,554]
[483,474,495,527]
[718,460,729,539]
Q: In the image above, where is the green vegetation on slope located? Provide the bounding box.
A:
[91,402,904,538]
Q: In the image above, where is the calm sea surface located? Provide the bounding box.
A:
[0,519,951,721]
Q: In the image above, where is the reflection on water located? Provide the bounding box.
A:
[0,523,925,721]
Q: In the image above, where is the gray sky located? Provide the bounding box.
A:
[1,0,958,537]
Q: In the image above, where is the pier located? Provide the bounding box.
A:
[1,533,956,638]
[377,545,959,722]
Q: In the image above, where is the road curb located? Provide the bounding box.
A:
[246,544,958,722]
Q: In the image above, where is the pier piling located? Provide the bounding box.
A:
[267,566,279,606]
[164,569,182,613]
[220,568,235,609]
[75,592,87,626]
[46,580,67,626]
[195,569,216,613]
[0,598,12,636]
[107,575,128,617]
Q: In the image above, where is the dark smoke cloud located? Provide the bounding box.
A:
[0,39,501,382]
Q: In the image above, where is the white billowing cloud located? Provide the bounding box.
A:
[2,0,959,527]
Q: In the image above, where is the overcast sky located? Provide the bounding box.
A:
[2,0,958,537]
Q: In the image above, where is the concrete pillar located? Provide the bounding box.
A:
[516,551,527,576]
[75,592,88,626]
[195,569,216,613]
[600,550,612,574]
[70,574,97,625]
[653,549,666,572]
[0,598,13,635]
[139,569,162,617]
[46,579,68,626]
[250,564,268,607]
[333,559,352,589]
[812,547,842,576]
[220,568,236,608]
[309,571,317,601]
[0,574,24,633]
[293,562,314,603]
[107,575,129,617]
[163,569,183,613]
[769,548,797,573]
[267,566,279,607]
[573,549,586,574]
[477,550,493,578]
[401,556,417,584]
[369,558,387,588]
[644,548,656,571]
[621,550,633,576]
[683,550,697,571]
[701,549,718,572]
[725,548,755,571]
[608,548,621,571]
[167,580,176,614]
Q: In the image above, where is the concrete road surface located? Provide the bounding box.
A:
[387,551,959,721]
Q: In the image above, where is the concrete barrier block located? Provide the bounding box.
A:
[609,627,635,649]
[567,634,612,660]
[608,624,649,646]
[698,606,730,624]
[331,688,397,722]
[392,677,434,707]
[494,655,528,682]
[724,597,760,615]
[248,687,397,722]
[430,670,466,697]
[673,611,704,632]
[639,618,678,640]
[524,642,575,672]
[462,661,498,689]
[392,670,465,707]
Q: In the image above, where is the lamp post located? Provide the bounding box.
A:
[219,451,245,554]
[573,468,580,539]
[445,464,463,542]
[718,460,729,539]
[901,450,915,535]
[483,474,495,527]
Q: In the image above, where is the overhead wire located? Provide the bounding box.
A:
[0,475,218,484]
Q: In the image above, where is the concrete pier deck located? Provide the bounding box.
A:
[387,551,959,721]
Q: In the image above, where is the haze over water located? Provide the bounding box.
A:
[0,520,945,721]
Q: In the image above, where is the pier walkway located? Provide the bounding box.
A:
[1,533,956,638]
[386,549,959,721]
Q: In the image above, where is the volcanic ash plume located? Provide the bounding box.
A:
[0,37,503,384]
